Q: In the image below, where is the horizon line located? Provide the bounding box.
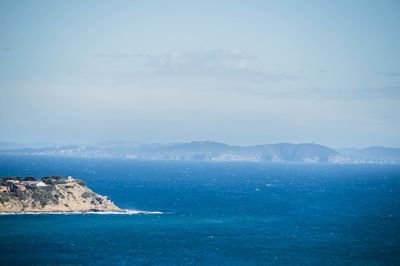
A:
[0,140,399,150]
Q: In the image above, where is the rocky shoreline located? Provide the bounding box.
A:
[0,210,162,215]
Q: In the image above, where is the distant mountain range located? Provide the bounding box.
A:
[0,141,399,164]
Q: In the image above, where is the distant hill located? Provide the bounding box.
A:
[0,141,398,164]
[0,141,332,163]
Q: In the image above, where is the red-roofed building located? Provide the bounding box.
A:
[0,186,10,193]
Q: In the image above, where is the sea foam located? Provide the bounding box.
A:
[0,209,163,215]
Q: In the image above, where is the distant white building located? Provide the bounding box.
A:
[67,176,75,182]
[36,181,48,187]
[23,181,39,186]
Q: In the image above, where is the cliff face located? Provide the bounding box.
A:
[0,177,122,213]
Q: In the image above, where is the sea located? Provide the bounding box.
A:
[0,155,399,265]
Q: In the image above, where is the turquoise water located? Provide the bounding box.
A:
[1,156,400,265]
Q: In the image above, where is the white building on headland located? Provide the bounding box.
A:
[36,181,48,187]
[67,176,75,182]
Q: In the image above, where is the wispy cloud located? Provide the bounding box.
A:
[145,50,256,72]
[317,69,328,73]
[93,53,142,59]
[93,49,296,82]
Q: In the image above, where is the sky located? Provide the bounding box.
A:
[0,0,399,148]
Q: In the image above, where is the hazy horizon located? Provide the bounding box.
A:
[0,139,399,150]
[1,0,399,148]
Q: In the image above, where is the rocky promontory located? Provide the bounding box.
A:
[0,176,122,213]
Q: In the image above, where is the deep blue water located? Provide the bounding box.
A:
[0,155,399,265]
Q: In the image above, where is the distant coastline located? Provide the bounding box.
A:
[0,141,399,164]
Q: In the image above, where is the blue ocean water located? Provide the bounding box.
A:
[0,155,399,265]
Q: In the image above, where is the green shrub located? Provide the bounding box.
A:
[75,179,86,186]
[81,192,94,198]
[42,176,66,185]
